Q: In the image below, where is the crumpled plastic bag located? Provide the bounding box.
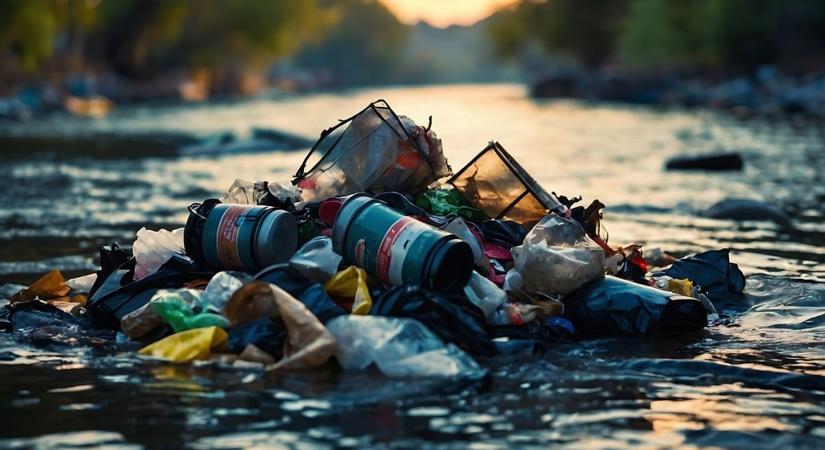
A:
[326,315,484,378]
[289,236,342,284]
[656,249,746,304]
[463,271,507,319]
[323,266,372,315]
[220,178,300,205]
[511,214,605,295]
[294,100,450,202]
[139,326,228,362]
[202,271,249,310]
[151,289,229,333]
[120,300,164,339]
[223,282,336,371]
[133,227,185,280]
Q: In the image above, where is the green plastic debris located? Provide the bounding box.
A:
[416,188,488,221]
[151,289,230,332]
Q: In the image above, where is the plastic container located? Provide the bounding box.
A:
[184,199,298,272]
[332,194,473,292]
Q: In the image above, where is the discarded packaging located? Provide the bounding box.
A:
[289,236,342,284]
[139,326,228,363]
[510,214,606,295]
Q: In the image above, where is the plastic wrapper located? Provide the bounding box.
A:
[289,237,342,284]
[510,214,605,295]
[448,142,566,227]
[133,227,185,280]
[463,271,507,319]
[223,282,336,370]
[202,271,249,310]
[323,266,372,315]
[139,326,228,363]
[293,100,450,202]
[120,301,164,339]
[151,289,229,333]
[326,315,484,378]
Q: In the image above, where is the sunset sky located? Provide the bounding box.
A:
[380,0,519,28]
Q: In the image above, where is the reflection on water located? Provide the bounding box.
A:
[0,84,824,448]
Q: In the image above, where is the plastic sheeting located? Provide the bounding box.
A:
[323,266,372,315]
[139,326,228,362]
[327,315,485,378]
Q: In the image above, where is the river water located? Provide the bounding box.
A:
[1,84,824,449]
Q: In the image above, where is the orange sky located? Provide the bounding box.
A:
[380,0,519,28]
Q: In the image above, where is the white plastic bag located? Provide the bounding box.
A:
[511,214,605,295]
[326,315,482,378]
[202,271,250,311]
[133,227,185,280]
[463,271,507,319]
[289,236,342,284]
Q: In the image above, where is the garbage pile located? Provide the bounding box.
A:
[0,100,747,378]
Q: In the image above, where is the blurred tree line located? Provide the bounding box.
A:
[0,0,406,92]
[489,0,825,73]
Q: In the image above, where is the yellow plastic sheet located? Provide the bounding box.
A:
[139,326,228,363]
[324,266,372,315]
[665,278,694,297]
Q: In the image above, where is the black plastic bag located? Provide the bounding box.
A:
[657,249,746,303]
[563,275,707,336]
[370,285,494,356]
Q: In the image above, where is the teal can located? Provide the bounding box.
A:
[332,194,474,292]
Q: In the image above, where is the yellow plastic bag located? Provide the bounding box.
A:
[139,326,228,363]
[324,266,372,315]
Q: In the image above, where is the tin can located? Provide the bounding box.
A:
[332,194,473,292]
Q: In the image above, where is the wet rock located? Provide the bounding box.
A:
[704,198,791,226]
[665,153,743,171]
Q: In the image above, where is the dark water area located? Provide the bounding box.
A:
[0,84,824,449]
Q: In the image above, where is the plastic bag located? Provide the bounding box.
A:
[511,214,605,295]
[202,271,249,310]
[326,315,484,378]
[289,237,342,284]
[323,266,372,315]
[223,282,336,371]
[656,249,746,304]
[463,271,507,319]
[139,326,228,362]
[416,188,488,221]
[133,227,185,280]
[120,301,164,339]
[151,289,229,332]
[293,100,450,202]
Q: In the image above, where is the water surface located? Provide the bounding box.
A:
[1,84,824,449]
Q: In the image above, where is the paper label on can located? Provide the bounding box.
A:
[215,205,246,270]
[376,216,430,285]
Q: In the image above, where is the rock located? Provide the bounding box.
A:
[704,198,791,226]
[665,153,743,171]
